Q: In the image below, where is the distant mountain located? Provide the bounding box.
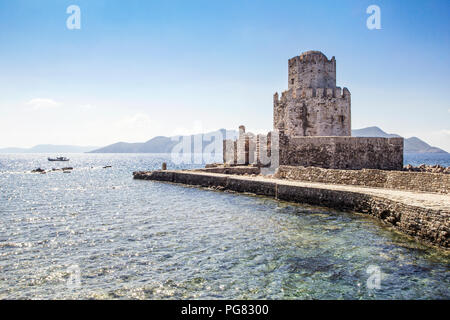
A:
[352,126,448,154]
[89,129,238,153]
[18,127,442,155]
[352,126,401,138]
[403,137,447,154]
[0,144,98,153]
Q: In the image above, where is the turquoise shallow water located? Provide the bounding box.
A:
[0,154,448,299]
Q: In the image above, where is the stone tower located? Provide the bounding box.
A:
[224,50,403,170]
[274,51,351,137]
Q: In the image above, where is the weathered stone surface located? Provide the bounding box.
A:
[275,165,449,194]
[404,164,450,174]
[134,170,450,249]
[275,51,350,137]
[195,166,260,175]
[288,51,336,90]
[274,88,351,137]
[227,177,276,197]
[279,136,404,170]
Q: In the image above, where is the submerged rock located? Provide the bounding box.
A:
[51,167,73,172]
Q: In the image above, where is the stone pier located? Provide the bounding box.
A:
[133,168,449,249]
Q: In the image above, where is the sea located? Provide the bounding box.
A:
[0,153,449,299]
[403,153,450,167]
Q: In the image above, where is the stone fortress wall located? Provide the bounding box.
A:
[273,87,351,137]
[196,164,449,194]
[223,50,404,170]
[275,165,449,194]
[279,136,403,170]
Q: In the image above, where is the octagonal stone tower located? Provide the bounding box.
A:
[288,50,336,90]
[274,51,351,137]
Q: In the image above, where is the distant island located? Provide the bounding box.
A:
[89,126,448,154]
[1,126,446,154]
[0,144,98,153]
[88,129,238,153]
[352,127,448,153]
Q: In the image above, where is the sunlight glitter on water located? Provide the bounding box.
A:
[0,154,448,299]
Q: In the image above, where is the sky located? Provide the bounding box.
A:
[0,0,449,151]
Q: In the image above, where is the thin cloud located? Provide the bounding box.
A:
[114,113,152,129]
[27,98,60,110]
[79,104,96,110]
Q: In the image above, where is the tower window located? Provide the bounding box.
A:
[291,79,294,84]
[339,115,345,123]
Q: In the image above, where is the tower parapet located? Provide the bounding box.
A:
[275,51,350,137]
[288,51,336,90]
